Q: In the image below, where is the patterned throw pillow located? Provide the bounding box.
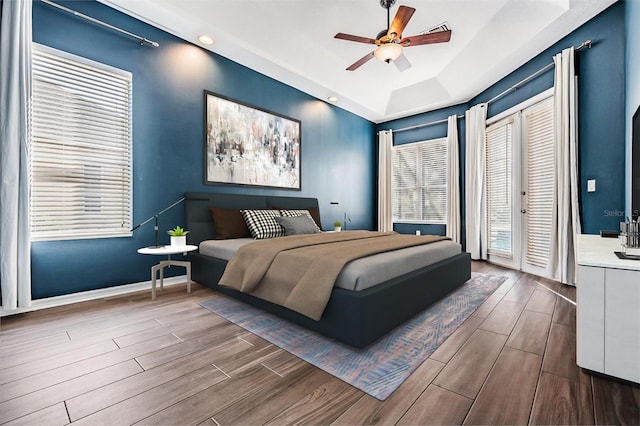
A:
[241,209,285,239]
[278,209,320,232]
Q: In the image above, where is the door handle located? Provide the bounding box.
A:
[521,209,527,214]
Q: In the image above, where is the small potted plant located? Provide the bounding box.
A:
[167,226,189,246]
[333,221,342,232]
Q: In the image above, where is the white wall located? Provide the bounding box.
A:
[626,0,640,215]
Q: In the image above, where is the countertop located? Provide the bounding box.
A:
[576,234,640,271]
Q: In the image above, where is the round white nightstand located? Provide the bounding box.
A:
[137,245,198,299]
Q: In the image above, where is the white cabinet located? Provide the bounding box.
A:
[604,268,640,382]
[576,235,640,384]
[576,265,605,372]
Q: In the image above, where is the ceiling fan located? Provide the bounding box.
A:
[334,0,451,72]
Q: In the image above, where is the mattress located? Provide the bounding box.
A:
[199,235,461,292]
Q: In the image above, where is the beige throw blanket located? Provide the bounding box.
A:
[219,231,448,320]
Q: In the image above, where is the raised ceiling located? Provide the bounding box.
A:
[100,0,617,123]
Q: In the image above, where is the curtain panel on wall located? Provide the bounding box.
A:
[547,47,581,285]
[465,103,488,260]
[446,115,460,243]
[377,130,393,232]
[0,0,32,311]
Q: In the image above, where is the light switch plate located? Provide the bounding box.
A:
[587,179,596,192]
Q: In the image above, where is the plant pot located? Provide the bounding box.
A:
[334,226,342,232]
[170,236,186,246]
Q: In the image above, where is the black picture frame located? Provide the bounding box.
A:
[203,90,301,190]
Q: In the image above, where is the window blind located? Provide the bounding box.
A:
[392,146,419,221]
[392,138,447,224]
[486,120,513,257]
[31,44,132,240]
[524,98,554,268]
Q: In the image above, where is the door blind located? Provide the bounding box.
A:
[486,120,513,257]
[31,44,132,240]
[524,98,554,267]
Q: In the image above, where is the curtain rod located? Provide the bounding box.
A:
[389,39,592,134]
[486,39,591,104]
[387,114,462,134]
[41,0,160,48]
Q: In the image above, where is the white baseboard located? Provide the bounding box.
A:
[0,275,187,318]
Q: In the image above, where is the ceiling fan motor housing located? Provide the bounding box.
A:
[376,28,389,40]
[380,0,396,9]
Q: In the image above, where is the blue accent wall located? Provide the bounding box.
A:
[31,0,375,299]
[473,2,626,235]
[377,1,626,237]
[27,1,629,299]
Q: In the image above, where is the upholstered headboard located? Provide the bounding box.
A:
[184,192,320,246]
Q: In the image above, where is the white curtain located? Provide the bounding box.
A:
[446,115,460,243]
[378,130,393,232]
[548,47,581,285]
[465,103,488,260]
[0,0,32,311]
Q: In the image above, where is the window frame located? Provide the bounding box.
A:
[391,137,448,225]
[30,43,133,242]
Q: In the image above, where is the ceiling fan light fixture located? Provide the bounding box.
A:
[374,43,402,63]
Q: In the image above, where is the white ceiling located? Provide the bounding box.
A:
[100,0,617,123]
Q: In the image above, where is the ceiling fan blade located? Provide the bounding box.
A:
[394,52,411,72]
[387,6,416,40]
[335,33,377,44]
[346,51,375,71]
[400,30,452,47]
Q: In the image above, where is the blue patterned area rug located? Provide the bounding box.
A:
[200,272,505,400]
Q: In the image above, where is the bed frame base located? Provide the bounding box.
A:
[190,251,471,348]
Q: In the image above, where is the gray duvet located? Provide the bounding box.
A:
[200,234,461,292]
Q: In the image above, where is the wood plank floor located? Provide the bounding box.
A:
[1,262,638,425]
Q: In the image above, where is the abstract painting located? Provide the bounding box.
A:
[204,91,301,189]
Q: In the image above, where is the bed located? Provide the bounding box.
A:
[185,191,471,348]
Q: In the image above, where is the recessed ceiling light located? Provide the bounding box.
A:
[327,96,339,102]
[198,35,214,45]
